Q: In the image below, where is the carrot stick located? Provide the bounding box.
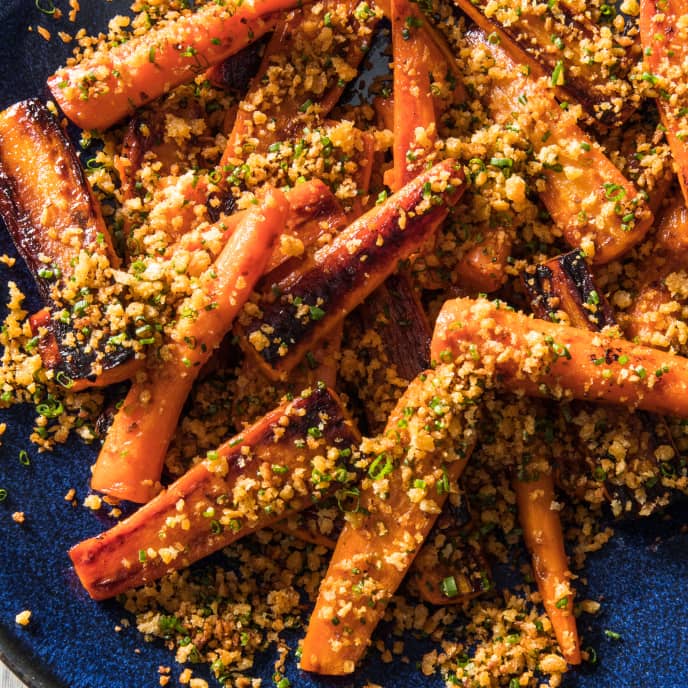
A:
[640,0,688,206]
[90,188,288,503]
[465,27,653,264]
[170,179,347,270]
[71,386,360,599]
[625,196,688,347]
[431,296,688,418]
[514,466,581,664]
[47,0,297,131]
[240,159,465,381]
[301,365,483,675]
[454,0,636,125]
[390,0,437,191]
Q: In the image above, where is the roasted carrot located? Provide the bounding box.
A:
[171,179,347,272]
[432,296,688,418]
[514,465,581,664]
[0,99,142,388]
[239,159,465,381]
[90,189,288,503]
[455,226,512,293]
[72,386,360,599]
[0,99,118,293]
[301,364,483,675]
[640,0,688,206]
[522,250,616,331]
[410,520,491,606]
[454,0,637,125]
[625,196,688,348]
[466,27,653,264]
[47,0,297,131]
[389,0,437,191]
[345,272,432,433]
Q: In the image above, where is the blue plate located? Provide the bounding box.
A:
[0,2,687,687]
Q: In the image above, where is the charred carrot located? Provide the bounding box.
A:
[300,364,483,675]
[220,0,378,166]
[239,159,465,381]
[432,296,688,418]
[640,0,688,206]
[522,250,616,331]
[47,0,296,131]
[514,466,581,664]
[346,272,432,433]
[466,28,653,264]
[90,189,288,503]
[72,386,360,599]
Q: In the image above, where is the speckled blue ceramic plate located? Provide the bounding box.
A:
[0,2,687,687]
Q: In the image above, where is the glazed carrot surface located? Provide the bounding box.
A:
[48,0,298,131]
[90,189,288,503]
[432,297,688,418]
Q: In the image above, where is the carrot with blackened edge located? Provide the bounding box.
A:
[90,188,288,503]
[514,463,581,664]
[47,0,296,131]
[0,99,140,389]
[239,158,465,381]
[220,0,379,167]
[640,0,688,207]
[301,363,483,675]
[72,386,360,599]
[432,297,688,418]
[465,27,652,264]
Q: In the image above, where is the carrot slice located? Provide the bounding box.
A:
[239,159,465,380]
[640,0,688,206]
[48,0,296,131]
[90,189,288,503]
[432,296,688,418]
[389,0,437,190]
[465,27,653,264]
[301,365,482,675]
[72,386,360,599]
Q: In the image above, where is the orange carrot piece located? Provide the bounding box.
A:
[171,179,347,270]
[239,159,465,381]
[47,0,295,131]
[514,467,581,664]
[432,296,688,418]
[0,99,118,288]
[640,0,688,205]
[220,0,375,166]
[465,28,653,264]
[455,226,512,293]
[301,365,482,675]
[90,189,288,503]
[390,0,437,191]
[72,386,360,599]
[454,0,636,125]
